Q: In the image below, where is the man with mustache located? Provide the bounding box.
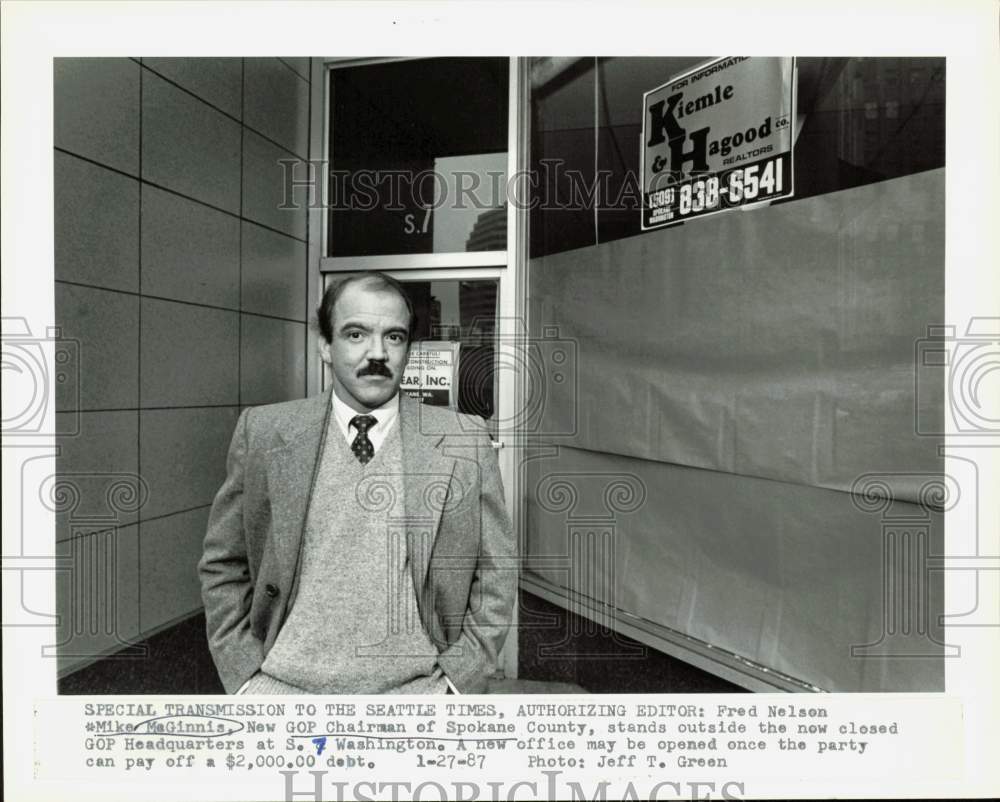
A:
[199,272,515,695]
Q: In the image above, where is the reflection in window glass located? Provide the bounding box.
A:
[397,279,498,422]
[791,58,944,200]
[328,58,509,257]
[430,153,507,252]
[529,56,945,258]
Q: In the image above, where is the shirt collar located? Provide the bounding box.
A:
[330,388,400,441]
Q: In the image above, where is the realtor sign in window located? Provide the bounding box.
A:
[642,57,795,229]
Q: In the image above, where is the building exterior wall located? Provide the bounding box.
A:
[53,57,312,675]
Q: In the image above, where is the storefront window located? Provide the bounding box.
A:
[328,58,509,257]
[529,56,945,257]
[523,56,945,692]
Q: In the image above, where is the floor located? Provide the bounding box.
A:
[59,613,224,694]
[59,592,744,695]
[515,592,746,693]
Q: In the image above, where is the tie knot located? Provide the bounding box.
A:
[350,414,377,435]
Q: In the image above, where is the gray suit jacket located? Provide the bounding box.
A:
[198,390,516,694]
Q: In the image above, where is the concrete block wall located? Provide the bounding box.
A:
[53,57,312,675]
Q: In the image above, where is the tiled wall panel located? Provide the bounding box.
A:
[54,58,140,175]
[141,185,240,308]
[240,315,306,406]
[55,283,139,412]
[278,57,310,81]
[142,57,243,119]
[139,407,240,520]
[54,152,139,292]
[142,71,242,213]
[241,221,307,320]
[55,410,140,541]
[54,57,311,672]
[55,525,141,674]
[139,507,212,632]
[244,57,310,157]
[242,129,307,239]
[140,298,239,408]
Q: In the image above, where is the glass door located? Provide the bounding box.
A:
[317,56,528,677]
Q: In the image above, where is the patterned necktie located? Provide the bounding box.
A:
[349,415,378,465]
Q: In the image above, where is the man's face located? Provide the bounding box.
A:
[320,281,411,413]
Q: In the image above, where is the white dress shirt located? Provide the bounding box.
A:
[330,390,400,453]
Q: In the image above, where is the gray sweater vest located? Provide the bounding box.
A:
[249,416,447,694]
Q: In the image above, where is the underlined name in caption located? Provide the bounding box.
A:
[34,695,962,799]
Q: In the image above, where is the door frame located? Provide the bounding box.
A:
[308,56,530,679]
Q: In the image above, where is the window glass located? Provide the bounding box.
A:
[397,278,499,422]
[328,58,509,257]
[529,56,945,257]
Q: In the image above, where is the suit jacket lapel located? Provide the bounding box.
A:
[265,391,455,631]
[265,388,332,596]
[399,394,455,613]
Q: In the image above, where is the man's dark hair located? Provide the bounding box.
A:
[317,272,417,344]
